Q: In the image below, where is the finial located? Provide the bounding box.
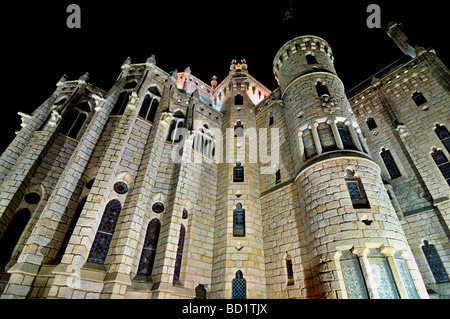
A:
[184,66,191,74]
[57,74,69,86]
[78,72,90,83]
[121,56,132,69]
[211,75,218,90]
[146,54,156,67]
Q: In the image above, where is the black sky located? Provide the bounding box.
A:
[0,0,448,154]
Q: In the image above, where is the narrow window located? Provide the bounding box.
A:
[269,115,274,126]
[87,199,122,264]
[316,82,330,97]
[412,91,427,106]
[317,122,337,152]
[366,248,400,299]
[286,255,294,286]
[431,148,450,186]
[306,54,318,64]
[147,99,159,122]
[302,128,317,159]
[435,124,450,154]
[340,250,369,299]
[234,121,244,138]
[233,162,244,182]
[61,102,90,139]
[345,168,371,209]
[380,148,402,179]
[337,122,356,150]
[232,270,247,299]
[138,95,151,119]
[394,252,419,299]
[422,240,449,283]
[111,91,130,116]
[366,117,377,131]
[173,224,186,281]
[234,94,243,105]
[233,203,245,237]
[275,169,281,184]
[137,218,161,276]
[56,198,87,260]
[166,111,185,143]
[0,209,31,271]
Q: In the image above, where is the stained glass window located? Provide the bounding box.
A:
[394,253,419,299]
[87,199,122,264]
[232,270,247,299]
[113,182,128,194]
[366,248,400,299]
[137,218,161,276]
[340,250,368,299]
[317,122,337,152]
[233,162,244,182]
[431,148,450,186]
[337,122,356,150]
[173,224,186,281]
[435,124,450,154]
[381,149,402,179]
[233,203,245,237]
[152,202,164,214]
[345,168,371,209]
[302,129,317,159]
[346,182,363,199]
[0,209,31,271]
[422,240,449,283]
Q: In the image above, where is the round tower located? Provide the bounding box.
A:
[274,36,428,299]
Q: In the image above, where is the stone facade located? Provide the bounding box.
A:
[0,30,449,299]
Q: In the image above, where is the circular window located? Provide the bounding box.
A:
[25,192,40,205]
[113,182,128,194]
[152,202,164,214]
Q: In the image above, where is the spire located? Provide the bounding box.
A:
[386,22,416,58]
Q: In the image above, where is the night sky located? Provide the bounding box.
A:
[0,0,448,154]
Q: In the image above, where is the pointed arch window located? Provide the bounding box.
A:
[317,122,337,152]
[422,240,449,283]
[340,250,369,299]
[111,91,130,116]
[173,224,186,281]
[337,122,356,150]
[233,203,245,237]
[192,124,215,159]
[232,270,247,299]
[138,91,160,122]
[435,124,450,154]
[87,199,122,264]
[0,209,31,271]
[137,218,161,276]
[380,148,402,179]
[61,102,91,139]
[167,111,185,143]
[345,168,370,209]
[302,128,317,159]
[431,148,450,186]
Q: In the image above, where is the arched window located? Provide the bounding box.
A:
[422,240,449,283]
[61,102,91,139]
[233,203,245,237]
[111,91,130,116]
[233,162,244,182]
[306,54,318,64]
[380,148,402,179]
[315,82,330,98]
[337,122,356,150]
[412,91,427,106]
[431,148,450,186]
[345,168,370,209]
[173,224,186,281]
[192,124,215,159]
[56,197,87,260]
[87,199,122,264]
[317,122,337,152]
[195,284,207,299]
[366,248,400,299]
[366,117,377,131]
[234,94,243,105]
[138,94,160,122]
[435,124,450,154]
[232,270,247,299]
[234,121,244,137]
[340,249,368,299]
[166,111,185,143]
[302,128,317,159]
[0,209,31,271]
[137,218,161,276]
